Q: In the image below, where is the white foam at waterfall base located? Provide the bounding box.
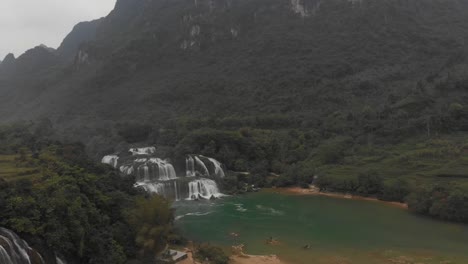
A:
[101,155,119,168]
[187,178,224,200]
[175,211,213,221]
[135,182,166,195]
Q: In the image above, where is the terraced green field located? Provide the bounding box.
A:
[0,154,40,182]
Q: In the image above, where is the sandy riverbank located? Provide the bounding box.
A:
[231,254,283,264]
[276,186,408,209]
[178,248,285,264]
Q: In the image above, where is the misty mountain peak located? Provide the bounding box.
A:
[0,53,16,68]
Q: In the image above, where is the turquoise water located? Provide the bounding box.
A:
[175,191,468,264]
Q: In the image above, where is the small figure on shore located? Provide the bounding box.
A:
[303,244,311,249]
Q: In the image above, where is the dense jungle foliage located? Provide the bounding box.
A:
[0,124,176,264]
[110,108,468,223]
[1,0,468,232]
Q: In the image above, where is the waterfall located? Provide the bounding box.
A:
[174,181,179,201]
[186,156,196,177]
[102,150,227,201]
[187,178,223,200]
[0,246,14,264]
[119,165,134,175]
[56,256,67,264]
[137,165,150,182]
[101,155,119,168]
[136,182,166,196]
[194,156,210,176]
[202,156,225,178]
[149,158,177,181]
[0,228,45,264]
[129,147,156,155]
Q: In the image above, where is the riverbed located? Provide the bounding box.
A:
[174,190,468,264]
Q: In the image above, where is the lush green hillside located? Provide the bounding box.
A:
[0,125,177,264]
[1,0,468,136]
[0,0,468,224]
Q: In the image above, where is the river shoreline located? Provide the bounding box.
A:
[273,186,408,209]
[179,248,285,264]
[231,254,283,264]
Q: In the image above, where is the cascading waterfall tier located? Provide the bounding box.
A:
[188,178,223,200]
[0,228,45,264]
[101,147,226,201]
[101,155,119,168]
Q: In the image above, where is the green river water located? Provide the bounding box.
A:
[174,190,468,264]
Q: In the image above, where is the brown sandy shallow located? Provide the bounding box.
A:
[178,248,286,264]
[231,254,283,264]
[275,186,408,209]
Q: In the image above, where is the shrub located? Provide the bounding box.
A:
[195,244,229,264]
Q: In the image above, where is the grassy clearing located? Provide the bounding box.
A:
[320,134,468,189]
[0,154,40,182]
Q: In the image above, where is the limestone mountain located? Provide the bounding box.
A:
[57,18,103,61]
[0,0,468,149]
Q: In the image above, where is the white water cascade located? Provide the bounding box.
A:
[120,165,134,175]
[129,147,156,155]
[149,158,177,181]
[0,228,45,264]
[186,156,196,177]
[188,178,223,200]
[202,156,225,178]
[102,149,227,201]
[56,256,67,264]
[137,182,166,195]
[101,155,119,168]
[174,181,180,201]
[194,156,210,176]
[138,164,150,182]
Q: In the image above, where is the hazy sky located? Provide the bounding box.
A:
[0,0,116,60]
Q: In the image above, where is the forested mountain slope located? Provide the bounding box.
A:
[1,0,467,136]
[1,0,468,223]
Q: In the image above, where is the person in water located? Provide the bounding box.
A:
[266,236,280,245]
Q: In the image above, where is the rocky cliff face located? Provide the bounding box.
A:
[57,19,103,61]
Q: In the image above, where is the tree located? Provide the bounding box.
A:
[127,196,174,258]
[357,170,383,196]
